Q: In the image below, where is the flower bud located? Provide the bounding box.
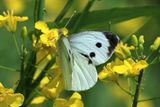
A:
[150,45,158,51]
[21,26,27,40]
[139,35,144,44]
[139,44,144,52]
[121,47,131,58]
[150,37,160,51]
[131,35,138,47]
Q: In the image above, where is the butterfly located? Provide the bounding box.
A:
[58,31,119,91]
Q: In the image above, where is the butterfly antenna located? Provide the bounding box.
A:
[108,21,112,32]
[64,10,77,28]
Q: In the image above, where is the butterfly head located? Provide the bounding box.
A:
[103,32,119,49]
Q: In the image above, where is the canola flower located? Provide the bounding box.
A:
[99,58,148,80]
[39,57,64,99]
[53,92,84,107]
[0,83,24,107]
[0,10,28,32]
[35,21,68,48]
[115,41,135,59]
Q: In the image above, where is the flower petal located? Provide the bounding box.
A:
[35,21,49,33]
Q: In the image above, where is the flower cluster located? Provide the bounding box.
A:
[0,83,24,107]
[99,35,149,81]
[0,10,28,32]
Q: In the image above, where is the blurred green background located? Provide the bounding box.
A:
[0,0,160,107]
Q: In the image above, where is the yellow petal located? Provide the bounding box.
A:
[70,92,81,100]
[35,21,49,33]
[6,94,24,107]
[60,27,68,36]
[113,65,129,75]
[15,16,28,21]
[53,99,67,107]
[31,96,46,104]
[98,70,108,80]
[40,76,50,88]
[133,60,148,72]
[0,15,7,20]
[69,99,84,107]
[40,34,48,45]
[0,82,4,88]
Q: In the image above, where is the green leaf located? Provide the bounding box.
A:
[59,5,160,31]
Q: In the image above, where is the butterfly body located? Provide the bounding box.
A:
[58,31,119,91]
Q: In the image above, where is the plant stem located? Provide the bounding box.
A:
[116,81,133,96]
[15,45,26,94]
[0,65,17,72]
[34,0,44,22]
[12,33,20,55]
[132,70,144,107]
[72,0,95,32]
[54,0,74,23]
[138,96,160,102]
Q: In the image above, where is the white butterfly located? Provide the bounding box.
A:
[58,31,119,91]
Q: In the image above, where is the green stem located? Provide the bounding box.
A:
[72,0,95,32]
[138,97,160,102]
[36,53,49,65]
[34,0,44,22]
[12,33,20,55]
[132,70,144,107]
[116,81,133,96]
[15,45,26,94]
[0,65,17,72]
[23,57,56,107]
[54,0,74,23]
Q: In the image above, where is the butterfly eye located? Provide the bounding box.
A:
[96,42,102,48]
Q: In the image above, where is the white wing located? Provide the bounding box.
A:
[69,31,119,65]
[58,37,72,89]
[71,49,97,91]
[59,37,97,91]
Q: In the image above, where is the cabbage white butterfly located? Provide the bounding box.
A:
[58,31,119,91]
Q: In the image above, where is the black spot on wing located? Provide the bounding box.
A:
[90,52,96,58]
[80,53,92,64]
[96,42,102,48]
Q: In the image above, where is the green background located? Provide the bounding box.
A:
[0,0,160,107]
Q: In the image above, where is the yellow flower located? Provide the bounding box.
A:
[115,41,135,59]
[35,21,68,48]
[113,58,148,76]
[98,63,117,81]
[0,83,24,107]
[53,92,84,107]
[99,58,148,78]
[39,57,64,99]
[0,10,28,32]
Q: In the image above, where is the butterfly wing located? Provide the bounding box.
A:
[71,49,97,91]
[58,37,73,89]
[69,31,119,65]
[59,37,97,91]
